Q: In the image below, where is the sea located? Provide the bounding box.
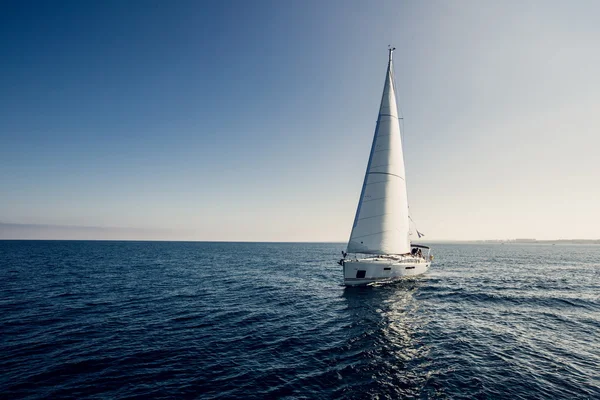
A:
[1,241,599,399]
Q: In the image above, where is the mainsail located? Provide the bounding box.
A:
[347,49,411,255]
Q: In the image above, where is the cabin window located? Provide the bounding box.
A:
[356,270,366,278]
[405,266,415,270]
[384,267,391,270]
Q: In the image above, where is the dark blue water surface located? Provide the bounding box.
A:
[1,241,599,399]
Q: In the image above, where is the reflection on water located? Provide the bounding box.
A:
[340,279,432,398]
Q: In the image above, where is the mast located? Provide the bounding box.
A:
[347,47,411,255]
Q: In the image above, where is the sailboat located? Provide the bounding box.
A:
[340,47,432,286]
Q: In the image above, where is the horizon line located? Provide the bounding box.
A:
[1,238,599,244]
[1,223,598,242]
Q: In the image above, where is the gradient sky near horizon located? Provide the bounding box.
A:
[1,0,599,241]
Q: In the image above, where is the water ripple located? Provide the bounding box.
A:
[1,241,599,399]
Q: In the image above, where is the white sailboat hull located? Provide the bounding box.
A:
[343,256,430,286]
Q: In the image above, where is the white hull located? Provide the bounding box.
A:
[342,256,430,286]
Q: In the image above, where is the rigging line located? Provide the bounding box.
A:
[390,50,405,146]
[408,214,423,238]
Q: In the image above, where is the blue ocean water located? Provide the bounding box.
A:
[1,241,599,399]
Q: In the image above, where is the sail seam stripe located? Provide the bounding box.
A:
[365,178,401,186]
[378,113,398,119]
[362,196,386,203]
[368,172,404,180]
[365,180,389,186]
[371,163,394,167]
[351,229,392,239]
[357,213,391,221]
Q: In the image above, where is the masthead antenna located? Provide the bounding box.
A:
[388,45,396,61]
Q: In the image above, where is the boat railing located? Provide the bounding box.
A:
[411,244,433,261]
[347,252,432,261]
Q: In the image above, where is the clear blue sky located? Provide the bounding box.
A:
[1,0,599,241]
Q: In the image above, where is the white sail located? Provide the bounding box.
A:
[347,49,411,255]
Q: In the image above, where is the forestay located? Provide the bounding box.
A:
[347,50,411,255]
